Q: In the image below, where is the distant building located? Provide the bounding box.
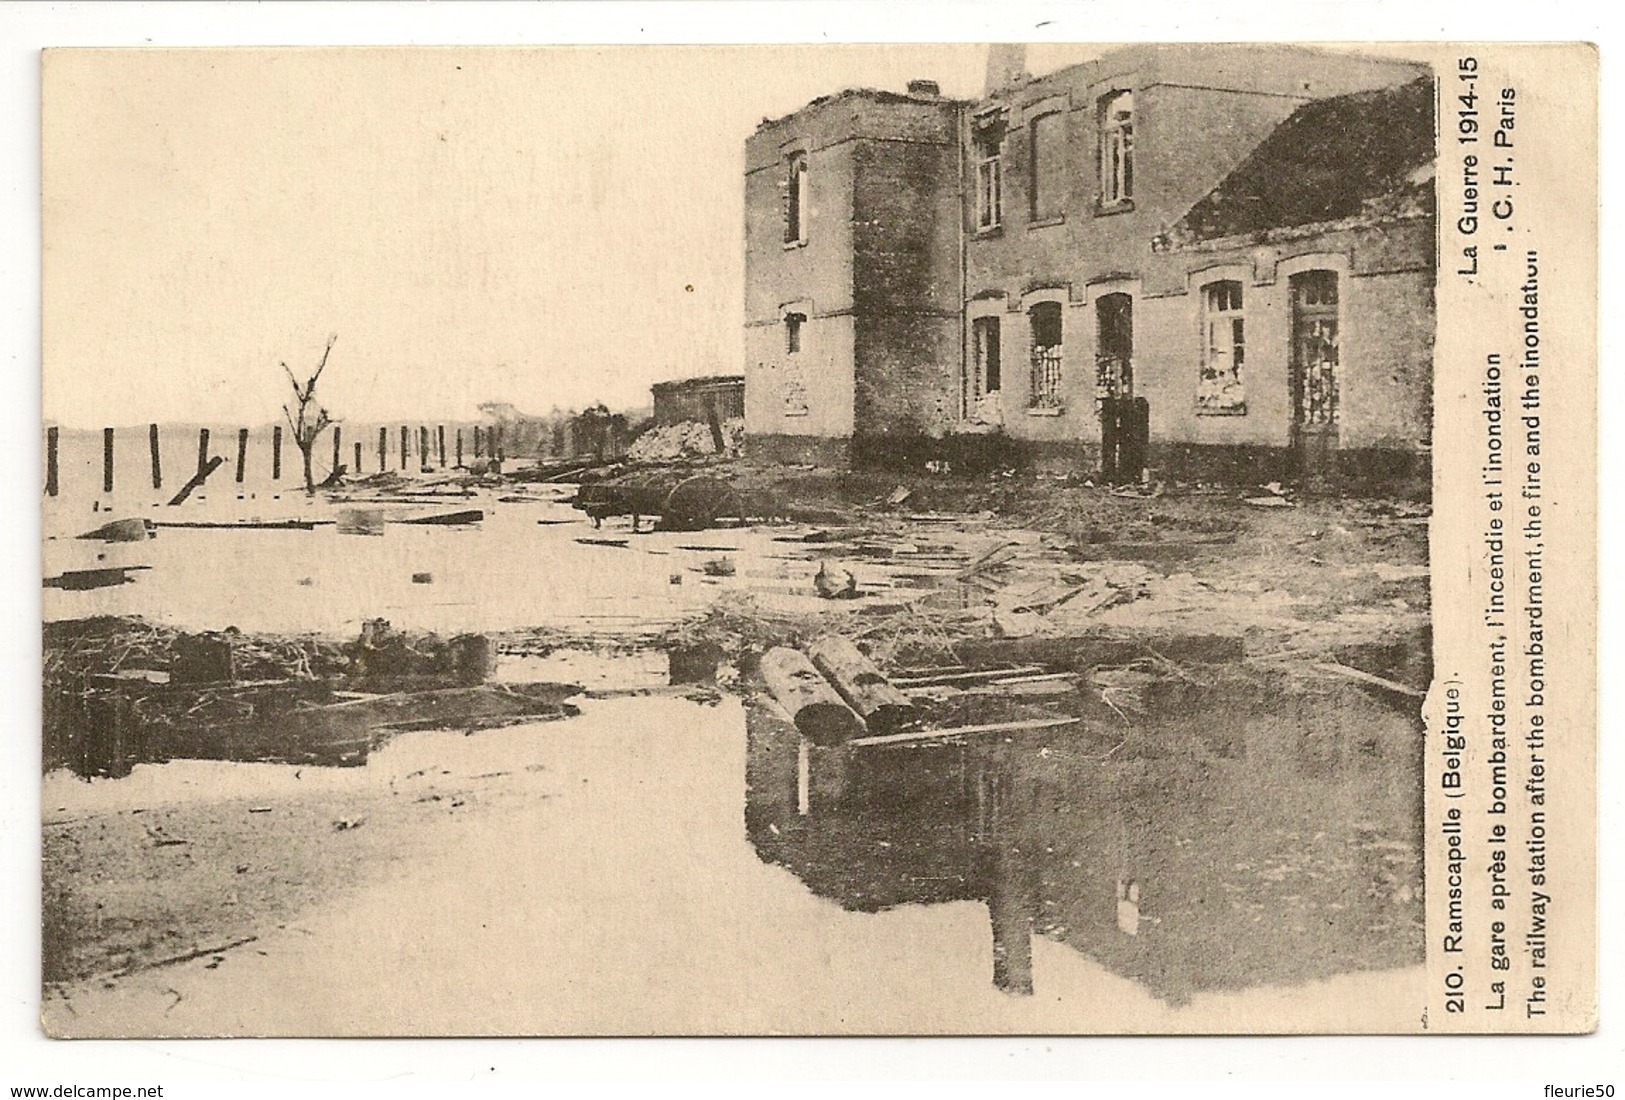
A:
[741,45,1435,484]
[651,374,745,427]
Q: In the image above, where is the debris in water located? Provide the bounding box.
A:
[77,518,154,543]
[813,561,859,599]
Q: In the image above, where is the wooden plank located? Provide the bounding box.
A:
[1311,661,1425,699]
[167,455,224,506]
[850,714,1079,748]
[891,665,1045,688]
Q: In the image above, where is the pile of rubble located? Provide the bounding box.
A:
[626,417,744,462]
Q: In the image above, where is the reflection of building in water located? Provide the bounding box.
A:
[743,667,1424,1003]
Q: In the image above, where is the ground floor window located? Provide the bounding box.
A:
[973,316,1002,396]
[1028,302,1063,409]
[1197,280,1246,414]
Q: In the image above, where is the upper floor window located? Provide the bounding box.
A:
[784,152,809,245]
[975,132,1002,230]
[1029,111,1064,222]
[1197,280,1246,414]
[1099,90,1134,206]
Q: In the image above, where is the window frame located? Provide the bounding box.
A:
[972,315,1002,398]
[784,151,809,246]
[784,310,806,355]
[1097,89,1135,210]
[1196,279,1247,415]
[976,144,1003,231]
[1027,299,1065,411]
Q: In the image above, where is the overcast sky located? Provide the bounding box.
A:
[44,44,1103,427]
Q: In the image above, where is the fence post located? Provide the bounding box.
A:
[332,425,342,475]
[46,426,59,497]
[378,427,387,473]
[455,429,463,468]
[437,425,446,468]
[272,425,282,480]
[149,423,162,489]
[235,428,249,483]
[354,441,363,476]
[197,428,211,476]
[101,428,115,494]
[400,425,409,469]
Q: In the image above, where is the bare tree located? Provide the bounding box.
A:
[283,334,338,494]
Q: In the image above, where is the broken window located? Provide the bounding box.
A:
[1028,301,1063,409]
[1029,111,1064,222]
[1291,271,1340,425]
[1099,90,1134,206]
[784,152,809,245]
[973,316,1002,396]
[1094,292,1134,400]
[975,133,1002,230]
[1197,280,1246,413]
[784,311,805,355]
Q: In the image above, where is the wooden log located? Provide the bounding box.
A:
[167,455,224,506]
[758,647,862,747]
[102,427,115,494]
[149,423,162,489]
[46,426,59,497]
[235,427,249,483]
[272,425,283,480]
[196,427,210,475]
[806,635,916,735]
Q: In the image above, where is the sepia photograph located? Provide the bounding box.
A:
[29,31,1596,1046]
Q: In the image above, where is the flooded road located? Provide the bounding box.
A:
[44,654,1424,1035]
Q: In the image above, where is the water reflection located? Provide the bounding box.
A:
[745,670,1424,1004]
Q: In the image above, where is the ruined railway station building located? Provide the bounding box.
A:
[743,45,1435,485]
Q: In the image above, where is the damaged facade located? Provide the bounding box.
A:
[743,45,1435,483]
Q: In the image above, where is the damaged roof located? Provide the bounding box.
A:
[1163,76,1436,247]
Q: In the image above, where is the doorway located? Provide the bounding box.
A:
[1096,293,1145,482]
[1289,271,1340,484]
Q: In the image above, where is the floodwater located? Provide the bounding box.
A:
[43,463,962,635]
[42,429,1427,1032]
[44,650,1425,1035]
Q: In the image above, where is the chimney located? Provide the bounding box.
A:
[985,44,1028,94]
[907,79,941,97]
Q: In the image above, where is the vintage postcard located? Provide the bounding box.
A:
[37,41,1596,1036]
